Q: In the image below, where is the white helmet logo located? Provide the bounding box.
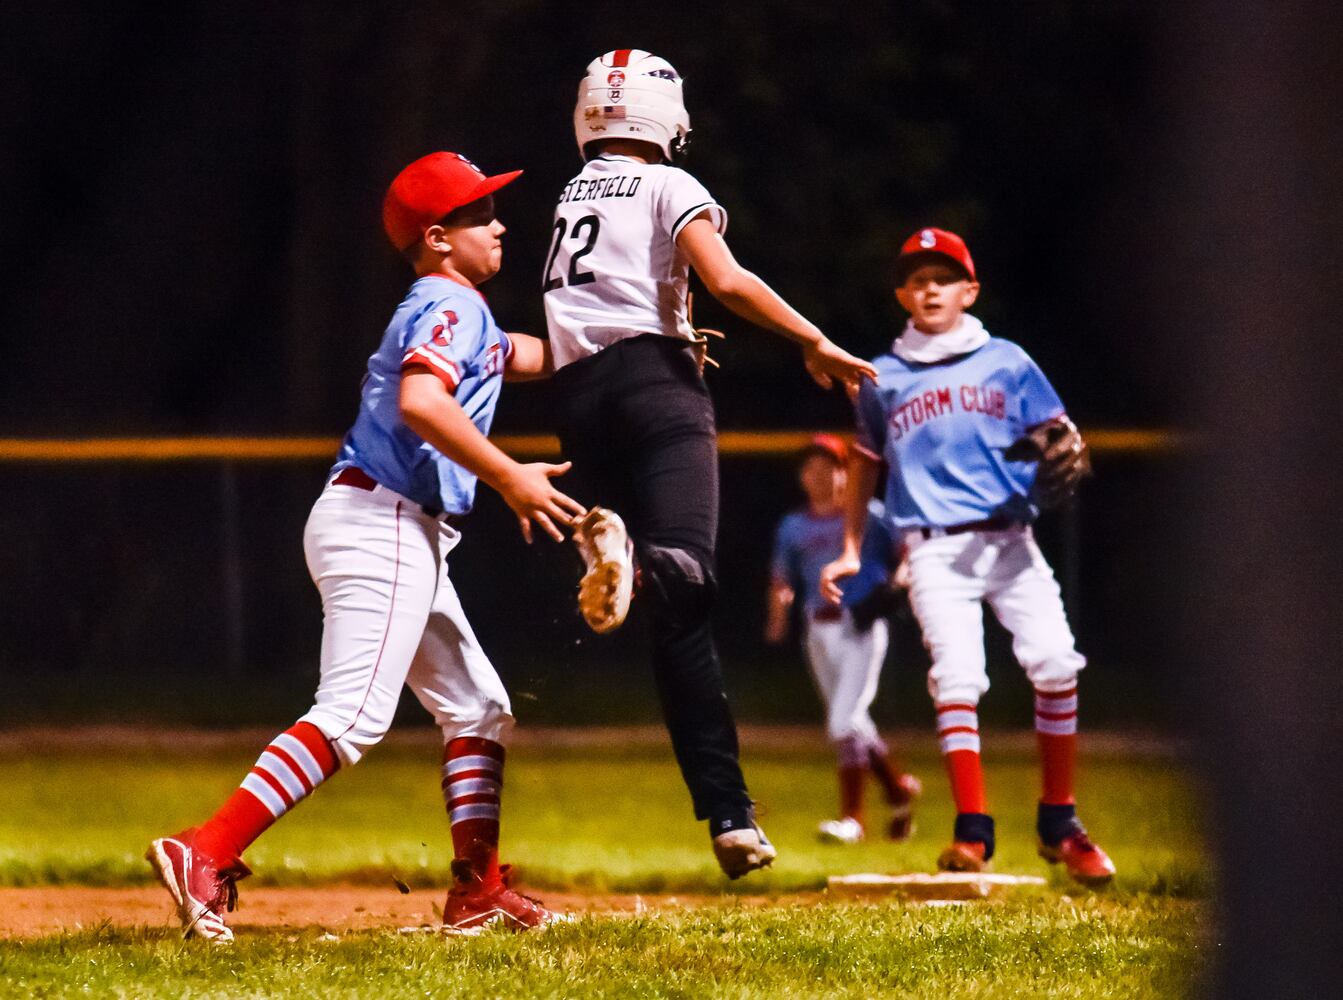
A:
[607,70,625,87]
[920,229,937,248]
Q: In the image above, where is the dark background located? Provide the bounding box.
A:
[1,1,1165,436]
[0,1,1176,729]
[5,2,1343,995]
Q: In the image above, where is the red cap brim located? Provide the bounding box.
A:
[463,169,523,206]
[893,249,975,285]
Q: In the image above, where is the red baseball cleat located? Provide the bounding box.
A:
[936,840,990,873]
[145,829,251,942]
[1038,830,1117,886]
[887,773,923,841]
[442,861,562,935]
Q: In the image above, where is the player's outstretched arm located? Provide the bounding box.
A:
[503,333,554,382]
[819,452,882,604]
[676,216,877,391]
[763,579,794,645]
[400,370,586,542]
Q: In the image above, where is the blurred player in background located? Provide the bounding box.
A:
[146,152,582,940]
[545,49,877,877]
[821,228,1113,885]
[765,434,921,844]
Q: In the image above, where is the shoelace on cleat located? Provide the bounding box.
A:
[212,863,249,913]
[498,865,547,910]
[210,876,238,914]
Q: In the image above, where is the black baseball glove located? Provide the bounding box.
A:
[1004,415,1092,509]
[848,581,903,632]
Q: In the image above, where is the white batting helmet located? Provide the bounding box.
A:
[573,49,690,162]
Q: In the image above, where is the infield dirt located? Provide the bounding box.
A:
[0,885,825,939]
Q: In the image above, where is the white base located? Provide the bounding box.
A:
[827,872,1047,901]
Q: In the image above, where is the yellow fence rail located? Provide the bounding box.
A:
[0,429,1186,463]
[2,428,1175,668]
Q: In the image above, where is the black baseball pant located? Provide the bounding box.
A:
[552,334,755,830]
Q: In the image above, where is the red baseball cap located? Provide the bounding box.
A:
[801,433,848,466]
[382,152,522,251]
[893,227,976,284]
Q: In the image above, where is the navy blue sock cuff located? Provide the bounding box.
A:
[1037,802,1081,846]
[953,812,996,860]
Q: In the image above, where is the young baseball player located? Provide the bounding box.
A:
[145,152,586,940]
[765,434,921,845]
[821,228,1114,885]
[546,49,877,878]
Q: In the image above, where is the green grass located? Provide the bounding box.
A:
[0,733,1209,997]
[0,738,1203,895]
[1,899,1204,999]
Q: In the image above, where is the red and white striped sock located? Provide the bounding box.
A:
[936,702,987,815]
[442,736,504,886]
[195,721,340,862]
[1035,686,1078,805]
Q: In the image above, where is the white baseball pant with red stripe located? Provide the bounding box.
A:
[297,480,514,765]
[803,613,889,751]
[904,524,1084,705]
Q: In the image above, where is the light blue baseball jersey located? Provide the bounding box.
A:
[332,274,512,515]
[771,501,895,615]
[854,336,1065,529]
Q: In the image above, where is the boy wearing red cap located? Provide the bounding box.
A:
[766,434,920,844]
[146,152,584,939]
[821,229,1114,885]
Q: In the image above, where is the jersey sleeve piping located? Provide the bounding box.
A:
[401,345,461,392]
[670,201,726,241]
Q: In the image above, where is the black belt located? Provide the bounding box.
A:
[811,606,844,623]
[919,516,1018,539]
[332,467,463,525]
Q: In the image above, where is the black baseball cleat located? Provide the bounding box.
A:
[712,819,777,879]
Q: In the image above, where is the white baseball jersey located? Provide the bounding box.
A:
[543,154,727,369]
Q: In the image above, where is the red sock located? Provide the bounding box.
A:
[937,703,987,815]
[1035,687,1078,805]
[839,766,866,825]
[195,721,339,862]
[442,736,504,886]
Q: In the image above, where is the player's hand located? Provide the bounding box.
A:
[498,461,587,544]
[819,553,861,605]
[892,553,912,591]
[803,337,878,393]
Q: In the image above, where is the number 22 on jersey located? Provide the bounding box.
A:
[542,215,601,291]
